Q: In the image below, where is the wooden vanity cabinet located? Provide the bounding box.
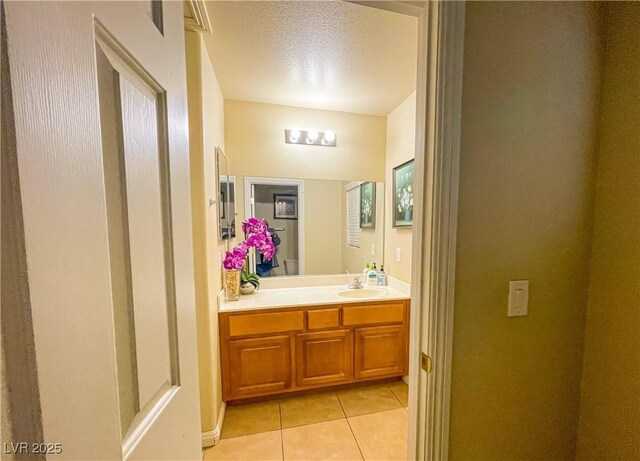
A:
[228,335,292,397]
[296,329,353,387]
[219,299,409,401]
[354,325,405,379]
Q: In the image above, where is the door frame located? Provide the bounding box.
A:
[353,1,465,459]
[412,2,465,459]
[243,176,306,276]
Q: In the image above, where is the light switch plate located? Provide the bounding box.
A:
[371,244,375,256]
[395,247,402,263]
[508,280,529,317]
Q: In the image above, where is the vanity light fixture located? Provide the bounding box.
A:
[289,129,300,143]
[306,130,318,144]
[285,128,337,147]
[322,130,335,145]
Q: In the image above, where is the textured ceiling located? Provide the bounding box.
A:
[203,1,418,116]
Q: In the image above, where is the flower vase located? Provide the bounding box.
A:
[225,269,241,301]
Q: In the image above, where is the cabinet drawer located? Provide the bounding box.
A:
[307,308,340,330]
[229,311,303,337]
[342,302,405,326]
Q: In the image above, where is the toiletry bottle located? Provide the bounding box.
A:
[363,263,371,275]
[367,264,377,286]
[377,265,387,286]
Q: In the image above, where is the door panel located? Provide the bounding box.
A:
[119,73,175,413]
[228,336,292,397]
[296,330,353,387]
[354,325,406,379]
[5,2,200,459]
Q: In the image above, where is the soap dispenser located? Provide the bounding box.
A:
[367,263,378,286]
[377,265,387,286]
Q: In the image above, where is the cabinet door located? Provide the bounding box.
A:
[354,325,406,379]
[296,330,353,387]
[228,335,292,398]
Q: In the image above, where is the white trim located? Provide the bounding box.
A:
[427,3,465,459]
[348,1,422,18]
[201,431,216,448]
[344,181,361,191]
[243,176,306,276]
[406,3,429,458]
[184,0,212,33]
[201,402,226,448]
[414,2,466,460]
[122,386,179,457]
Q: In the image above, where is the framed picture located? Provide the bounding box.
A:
[274,194,298,219]
[359,182,376,229]
[393,159,414,228]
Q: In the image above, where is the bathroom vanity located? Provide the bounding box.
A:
[218,280,410,402]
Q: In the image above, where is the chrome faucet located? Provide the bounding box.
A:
[347,276,364,289]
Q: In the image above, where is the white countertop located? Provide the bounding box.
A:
[218,275,410,313]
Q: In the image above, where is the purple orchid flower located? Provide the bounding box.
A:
[222,218,275,271]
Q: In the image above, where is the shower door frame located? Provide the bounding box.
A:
[243,176,306,276]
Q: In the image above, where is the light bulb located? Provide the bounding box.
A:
[324,130,335,143]
[307,130,318,143]
[289,129,300,143]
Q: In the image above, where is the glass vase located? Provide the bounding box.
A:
[225,269,241,301]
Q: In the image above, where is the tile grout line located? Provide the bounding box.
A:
[337,393,366,461]
[279,401,285,461]
[389,386,405,408]
[388,382,410,409]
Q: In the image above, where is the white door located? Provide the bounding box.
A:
[5,2,201,460]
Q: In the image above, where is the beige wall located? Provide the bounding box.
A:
[384,92,415,283]
[576,3,640,459]
[449,3,602,459]
[225,99,386,182]
[305,180,343,274]
[185,31,225,434]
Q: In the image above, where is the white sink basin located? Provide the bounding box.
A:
[332,287,387,299]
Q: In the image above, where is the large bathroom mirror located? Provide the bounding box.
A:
[234,175,386,277]
[216,147,236,240]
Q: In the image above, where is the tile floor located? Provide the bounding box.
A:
[203,380,409,461]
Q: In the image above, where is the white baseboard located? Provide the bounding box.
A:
[403,375,409,386]
[202,402,226,448]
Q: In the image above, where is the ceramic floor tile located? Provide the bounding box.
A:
[203,430,283,461]
[282,418,363,461]
[280,392,345,428]
[337,384,402,417]
[388,381,409,407]
[348,408,408,461]
[221,401,281,439]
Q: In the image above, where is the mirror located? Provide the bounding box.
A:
[216,147,236,240]
[234,175,385,277]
